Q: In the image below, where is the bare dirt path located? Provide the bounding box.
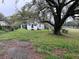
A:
[0,40,43,59]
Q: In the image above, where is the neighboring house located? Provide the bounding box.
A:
[20,22,45,30]
[0,19,11,31]
[0,20,10,26]
[63,20,78,28]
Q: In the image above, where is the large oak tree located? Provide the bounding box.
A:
[32,0,79,35]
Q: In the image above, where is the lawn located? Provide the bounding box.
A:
[0,28,79,59]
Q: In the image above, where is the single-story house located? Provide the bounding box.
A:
[20,22,45,30]
[0,19,45,30]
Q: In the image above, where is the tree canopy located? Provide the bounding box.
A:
[30,0,79,35]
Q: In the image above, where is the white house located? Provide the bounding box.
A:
[0,20,9,26]
[20,22,45,30]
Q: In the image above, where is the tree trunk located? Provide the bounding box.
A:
[53,25,62,35]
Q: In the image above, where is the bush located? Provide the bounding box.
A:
[62,29,68,34]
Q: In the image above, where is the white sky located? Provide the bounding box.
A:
[0,0,32,16]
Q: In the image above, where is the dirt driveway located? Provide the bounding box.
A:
[0,40,43,59]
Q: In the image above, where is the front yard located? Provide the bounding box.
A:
[0,29,79,59]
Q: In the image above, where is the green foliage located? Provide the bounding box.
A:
[0,30,6,34]
[36,44,52,54]
[45,55,60,59]
[63,54,74,59]
[10,6,38,27]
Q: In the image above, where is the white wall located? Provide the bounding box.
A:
[37,24,44,30]
[33,26,38,30]
[27,24,32,30]
[26,23,44,30]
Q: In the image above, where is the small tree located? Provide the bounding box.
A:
[10,5,38,28]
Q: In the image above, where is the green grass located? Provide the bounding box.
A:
[0,28,79,59]
[0,30,6,34]
[45,55,60,59]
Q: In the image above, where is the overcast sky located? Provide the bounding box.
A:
[0,0,32,16]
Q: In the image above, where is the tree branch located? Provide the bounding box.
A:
[59,0,79,26]
[74,10,79,14]
[41,20,54,26]
[46,0,58,8]
[62,0,66,4]
[62,0,79,19]
[64,0,74,6]
[46,0,56,16]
